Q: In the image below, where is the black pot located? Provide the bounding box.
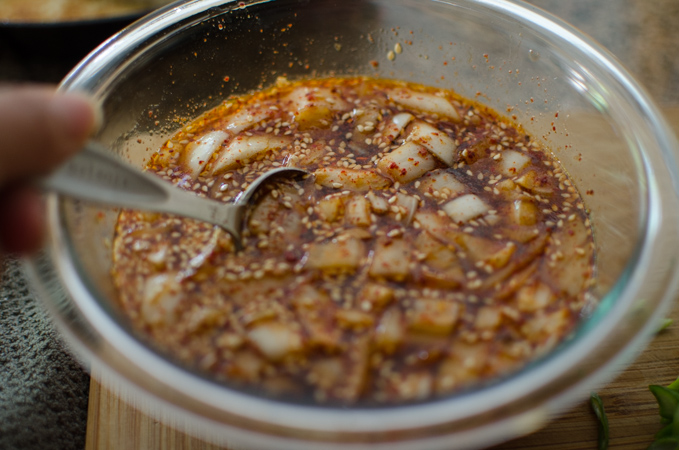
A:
[0,13,146,83]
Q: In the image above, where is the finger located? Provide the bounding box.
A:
[0,86,99,185]
[0,184,45,256]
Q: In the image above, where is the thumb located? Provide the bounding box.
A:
[0,86,100,185]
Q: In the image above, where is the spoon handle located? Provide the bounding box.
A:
[40,142,245,240]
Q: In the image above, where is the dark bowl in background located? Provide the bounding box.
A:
[0,12,148,83]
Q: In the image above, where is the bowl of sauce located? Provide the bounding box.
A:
[26,0,679,448]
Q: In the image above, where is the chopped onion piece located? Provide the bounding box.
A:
[407,298,459,334]
[408,121,457,166]
[414,231,456,269]
[475,307,502,330]
[247,321,303,361]
[517,282,555,312]
[516,170,553,195]
[545,218,594,296]
[521,308,569,341]
[141,273,182,325]
[382,112,414,143]
[413,211,459,244]
[183,130,228,178]
[418,169,466,196]
[351,108,381,136]
[287,141,327,167]
[498,150,531,176]
[377,141,436,183]
[249,195,280,234]
[285,86,349,129]
[314,167,391,191]
[369,238,411,281]
[391,372,433,401]
[388,89,461,122]
[335,309,375,329]
[396,193,419,225]
[442,194,490,223]
[366,190,390,214]
[357,283,394,310]
[338,228,373,240]
[317,195,344,222]
[292,286,342,349]
[306,238,366,272]
[225,107,272,134]
[456,233,513,268]
[375,307,405,352]
[512,199,539,226]
[212,135,290,173]
[345,194,372,227]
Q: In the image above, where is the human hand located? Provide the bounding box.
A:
[0,86,99,258]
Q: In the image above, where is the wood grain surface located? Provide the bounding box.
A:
[86,109,679,450]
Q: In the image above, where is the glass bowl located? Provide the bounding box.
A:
[26,0,679,448]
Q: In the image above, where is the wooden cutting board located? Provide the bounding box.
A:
[86,109,679,450]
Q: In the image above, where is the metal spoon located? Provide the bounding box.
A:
[40,141,308,249]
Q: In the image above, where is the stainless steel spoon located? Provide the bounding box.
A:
[40,141,308,249]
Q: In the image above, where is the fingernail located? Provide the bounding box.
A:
[49,93,102,143]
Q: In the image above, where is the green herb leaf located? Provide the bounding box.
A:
[668,377,679,392]
[649,378,679,449]
[590,392,609,450]
[656,424,675,440]
[657,318,674,334]
[647,437,679,450]
[650,386,679,423]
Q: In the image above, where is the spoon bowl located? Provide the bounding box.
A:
[40,141,309,249]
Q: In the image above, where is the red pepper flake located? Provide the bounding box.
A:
[370,60,379,68]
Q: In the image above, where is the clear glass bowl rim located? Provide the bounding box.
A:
[27,0,679,447]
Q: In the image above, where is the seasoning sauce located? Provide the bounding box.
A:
[112,76,595,405]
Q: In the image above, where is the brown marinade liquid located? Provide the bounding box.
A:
[111,76,595,405]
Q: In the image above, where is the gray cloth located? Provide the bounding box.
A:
[0,258,88,450]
